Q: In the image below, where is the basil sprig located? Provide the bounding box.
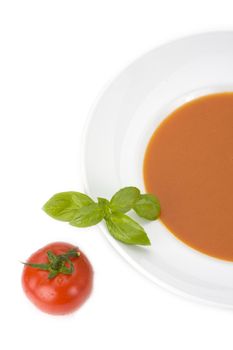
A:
[43,187,161,246]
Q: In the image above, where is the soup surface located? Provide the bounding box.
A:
[144,93,233,261]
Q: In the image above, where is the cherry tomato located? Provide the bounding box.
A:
[22,242,93,315]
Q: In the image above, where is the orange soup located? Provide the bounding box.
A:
[144,93,233,261]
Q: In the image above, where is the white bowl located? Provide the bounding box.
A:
[83,32,233,307]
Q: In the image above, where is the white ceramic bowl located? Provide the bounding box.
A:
[83,32,233,307]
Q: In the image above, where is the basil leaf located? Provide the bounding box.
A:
[70,203,104,227]
[105,212,151,245]
[97,197,110,209]
[98,197,111,218]
[70,192,94,208]
[110,187,140,213]
[133,194,161,220]
[43,191,94,221]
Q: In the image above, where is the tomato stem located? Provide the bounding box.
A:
[22,248,81,279]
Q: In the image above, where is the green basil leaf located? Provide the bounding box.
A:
[105,212,151,246]
[98,197,111,218]
[133,194,161,220]
[43,191,94,221]
[110,187,140,213]
[97,197,110,209]
[70,192,94,208]
[70,203,104,227]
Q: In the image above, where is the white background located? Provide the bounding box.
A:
[1,1,233,349]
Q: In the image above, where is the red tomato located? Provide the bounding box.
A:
[22,242,93,315]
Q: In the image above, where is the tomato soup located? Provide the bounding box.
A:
[144,93,233,261]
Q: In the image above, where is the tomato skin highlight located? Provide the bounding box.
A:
[22,242,93,315]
